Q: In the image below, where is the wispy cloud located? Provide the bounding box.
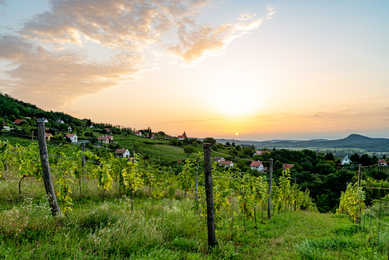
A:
[0,0,272,107]
[168,15,264,61]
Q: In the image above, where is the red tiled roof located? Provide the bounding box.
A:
[14,119,25,124]
[115,148,127,154]
[66,134,75,138]
[283,163,294,170]
[219,160,233,166]
[378,160,387,164]
[250,161,263,167]
[98,135,113,140]
[45,133,53,137]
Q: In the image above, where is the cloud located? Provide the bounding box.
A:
[168,13,266,61]
[21,0,209,49]
[0,0,272,107]
[0,35,141,107]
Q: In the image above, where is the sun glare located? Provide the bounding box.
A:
[212,87,262,117]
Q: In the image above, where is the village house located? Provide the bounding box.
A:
[65,134,78,143]
[135,130,143,137]
[219,160,234,168]
[253,150,270,156]
[214,157,225,163]
[115,148,130,158]
[378,159,388,167]
[13,119,25,125]
[177,132,187,141]
[45,133,53,141]
[250,160,265,172]
[56,119,65,124]
[2,125,11,131]
[98,135,114,144]
[341,155,351,166]
[283,163,295,171]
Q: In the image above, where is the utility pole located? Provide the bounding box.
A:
[37,118,61,217]
[268,158,273,219]
[203,143,217,248]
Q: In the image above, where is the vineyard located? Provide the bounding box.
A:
[1,132,389,259]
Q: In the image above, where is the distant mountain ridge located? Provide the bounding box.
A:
[217,134,389,152]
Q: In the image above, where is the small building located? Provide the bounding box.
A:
[250,160,265,172]
[378,159,388,167]
[341,155,351,166]
[283,163,295,170]
[2,126,11,131]
[115,148,130,158]
[104,128,112,134]
[219,160,234,168]
[253,150,269,156]
[135,130,143,137]
[65,134,78,143]
[214,157,225,163]
[56,119,65,124]
[45,133,53,141]
[14,119,25,125]
[178,132,187,141]
[98,135,114,144]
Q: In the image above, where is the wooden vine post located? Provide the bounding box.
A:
[267,158,273,219]
[357,164,362,224]
[195,164,199,211]
[203,143,217,248]
[37,118,62,217]
[80,142,86,195]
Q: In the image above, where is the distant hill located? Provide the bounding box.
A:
[217,134,389,153]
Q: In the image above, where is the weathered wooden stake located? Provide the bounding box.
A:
[294,173,297,211]
[203,143,217,248]
[80,143,85,195]
[37,118,62,217]
[357,164,362,224]
[267,158,273,219]
[195,165,199,211]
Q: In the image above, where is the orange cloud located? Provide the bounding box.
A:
[0,0,273,107]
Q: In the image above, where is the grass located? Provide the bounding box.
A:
[0,172,387,259]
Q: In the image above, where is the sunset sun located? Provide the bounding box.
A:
[212,87,262,117]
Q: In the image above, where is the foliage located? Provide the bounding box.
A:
[337,183,366,223]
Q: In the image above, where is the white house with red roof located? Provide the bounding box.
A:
[250,160,265,172]
[98,135,113,144]
[135,130,143,137]
[219,160,234,168]
[178,132,187,141]
[378,159,388,167]
[65,134,78,143]
[115,148,130,158]
[214,157,225,163]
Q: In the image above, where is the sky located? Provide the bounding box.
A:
[0,0,388,140]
